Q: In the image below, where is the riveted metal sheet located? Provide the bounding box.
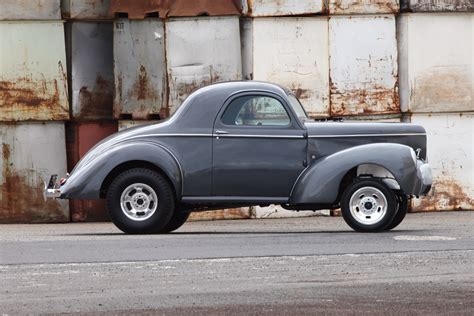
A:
[0,21,70,121]
[410,113,473,212]
[328,0,399,15]
[400,0,474,12]
[166,16,242,114]
[66,121,118,221]
[188,208,251,221]
[113,18,167,120]
[62,0,112,20]
[0,122,69,223]
[0,0,61,20]
[250,17,330,117]
[68,22,114,120]
[246,0,324,16]
[398,13,474,113]
[329,15,399,116]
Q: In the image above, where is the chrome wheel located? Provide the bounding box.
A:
[120,183,158,221]
[349,186,387,225]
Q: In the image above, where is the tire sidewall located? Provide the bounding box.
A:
[107,169,175,234]
[341,179,397,232]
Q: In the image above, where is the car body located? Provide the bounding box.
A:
[45,81,432,233]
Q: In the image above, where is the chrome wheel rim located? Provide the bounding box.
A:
[349,186,387,225]
[120,183,158,221]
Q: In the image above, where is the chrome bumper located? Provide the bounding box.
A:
[43,175,62,199]
[415,160,433,196]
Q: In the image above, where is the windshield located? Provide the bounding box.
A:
[288,94,309,122]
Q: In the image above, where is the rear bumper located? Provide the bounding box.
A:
[414,160,432,196]
[43,174,63,199]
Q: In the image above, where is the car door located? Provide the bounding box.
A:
[211,92,307,198]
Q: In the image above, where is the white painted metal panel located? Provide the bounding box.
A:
[398,13,474,113]
[113,18,167,120]
[61,0,111,20]
[69,22,114,120]
[329,15,399,116]
[252,17,330,117]
[0,21,69,121]
[118,120,159,131]
[247,0,324,16]
[0,0,60,20]
[254,205,329,219]
[0,122,69,223]
[411,113,473,211]
[166,16,242,114]
[328,0,399,15]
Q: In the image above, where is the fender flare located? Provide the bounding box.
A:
[61,141,182,199]
[289,143,417,205]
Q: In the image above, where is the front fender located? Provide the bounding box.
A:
[290,143,417,205]
[60,141,182,199]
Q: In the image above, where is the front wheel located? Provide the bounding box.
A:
[106,168,175,234]
[341,179,397,232]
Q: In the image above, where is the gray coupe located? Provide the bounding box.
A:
[45,81,432,233]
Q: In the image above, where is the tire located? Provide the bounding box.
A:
[385,194,409,231]
[158,210,190,233]
[341,179,398,232]
[106,168,175,234]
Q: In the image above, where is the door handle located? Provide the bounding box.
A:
[215,130,229,135]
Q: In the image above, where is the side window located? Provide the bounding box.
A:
[221,95,290,126]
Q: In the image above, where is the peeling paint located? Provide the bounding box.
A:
[246,0,324,16]
[329,0,399,14]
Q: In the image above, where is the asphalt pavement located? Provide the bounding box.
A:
[0,211,473,315]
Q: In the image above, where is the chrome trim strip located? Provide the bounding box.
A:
[214,134,304,139]
[309,133,426,138]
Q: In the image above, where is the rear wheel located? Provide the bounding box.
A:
[341,179,397,232]
[158,210,190,233]
[106,168,174,234]
[385,194,409,230]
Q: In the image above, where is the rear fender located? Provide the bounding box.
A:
[290,143,417,205]
[60,141,182,200]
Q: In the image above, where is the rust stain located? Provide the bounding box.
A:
[77,75,114,119]
[291,87,311,100]
[188,208,251,221]
[70,200,109,222]
[411,68,473,112]
[0,143,67,223]
[108,0,171,19]
[132,65,157,101]
[330,82,400,116]
[0,76,69,121]
[330,0,399,14]
[168,0,240,17]
[412,179,473,212]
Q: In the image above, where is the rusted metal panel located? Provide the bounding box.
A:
[113,18,167,120]
[341,114,402,122]
[68,22,114,120]
[188,208,251,221]
[66,121,118,221]
[108,0,171,19]
[246,0,324,16]
[401,0,474,12]
[398,13,474,113]
[166,16,242,114]
[118,120,159,131]
[410,113,473,212]
[168,0,240,17]
[0,21,70,121]
[61,0,112,20]
[0,122,69,223]
[328,0,399,15]
[329,15,399,116]
[250,17,330,117]
[0,0,61,20]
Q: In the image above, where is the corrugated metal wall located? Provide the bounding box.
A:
[0,0,472,223]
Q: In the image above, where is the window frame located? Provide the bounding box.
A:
[217,91,302,130]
